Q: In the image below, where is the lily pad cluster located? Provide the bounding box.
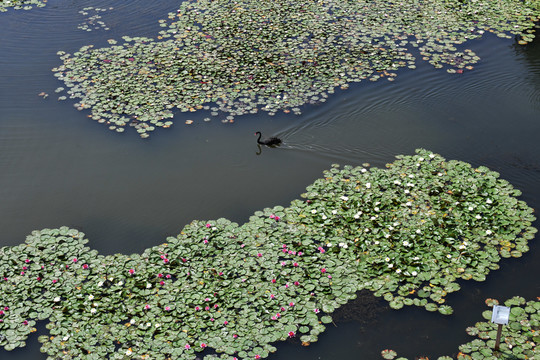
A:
[51,0,540,136]
[77,7,113,32]
[0,149,536,359]
[0,0,46,12]
[379,296,540,360]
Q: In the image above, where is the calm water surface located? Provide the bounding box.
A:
[1,1,539,359]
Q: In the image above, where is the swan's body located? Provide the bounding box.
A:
[255,132,282,146]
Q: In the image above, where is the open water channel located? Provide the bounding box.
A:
[1,0,539,359]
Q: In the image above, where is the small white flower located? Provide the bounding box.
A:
[404,190,410,194]
[385,257,390,262]
[475,215,482,219]
[416,163,420,167]
[374,240,379,245]
[385,233,390,238]
[311,209,317,214]
[361,168,367,173]
[374,207,380,212]
[437,172,443,176]
[388,263,394,268]
[117,281,123,286]
[486,230,492,235]
[407,182,415,187]
[418,157,424,161]
[146,283,152,289]
[459,244,466,249]
[415,229,421,234]
[405,201,412,206]
[429,153,435,159]
[327,243,333,247]
[146,322,151,328]
[130,319,136,324]
[388,226,394,230]
[354,211,362,219]
[93,302,98,307]
[393,222,400,226]
[396,269,402,274]
[126,349,132,355]
[394,180,401,185]
[155,323,161,328]
[97,281,103,287]
[468,206,474,211]
[342,244,348,249]
[331,209,337,215]
[370,216,377,220]
[486,199,492,204]
[411,271,418,276]
[413,256,420,261]
[322,214,327,220]
[365,183,371,188]
[364,228,370,232]
[54,297,61,302]
[408,174,414,178]
[63,335,70,341]
[90,308,97,314]
[340,196,349,201]
[403,241,410,247]
[447,254,452,258]
[88,295,94,300]
[339,242,345,247]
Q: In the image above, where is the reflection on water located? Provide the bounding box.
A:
[0,2,539,359]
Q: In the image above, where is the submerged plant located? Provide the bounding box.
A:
[49,0,540,136]
[0,150,536,359]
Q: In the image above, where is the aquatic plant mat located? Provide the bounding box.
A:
[381,296,540,360]
[42,0,539,136]
[0,150,537,359]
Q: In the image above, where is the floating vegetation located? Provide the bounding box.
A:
[379,296,540,360]
[50,0,540,137]
[77,7,113,32]
[0,0,46,12]
[0,150,537,359]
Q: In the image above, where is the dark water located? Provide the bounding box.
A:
[1,1,539,359]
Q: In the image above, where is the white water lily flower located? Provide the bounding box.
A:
[396,269,402,274]
[385,233,390,238]
[408,174,414,178]
[388,226,394,230]
[322,214,327,220]
[365,182,371,188]
[90,308,97,314]
[331,209,338,215]
[342,244,348,248]
[388,263,394,268]
[327,243,333,247]
[340,196,349,201]
[394,180,401,185]
[429,153,435,159]
[117,281,123,286]
[403,241,410,247]
[468,206,474,211]
[146,283,152,289]
[88,295,94,300]
[404,190,410,194]
[407,182,414,187]
[311,209,317,214]
[374,240,379,245]
[339,242,345,247]
[486,199,493,204]
[146,322,151,327]
[354,211,362,219]
[370,216,377,220]
[411,271,418,276]
[385,257,390,262]
[97,281,103,287]
[63,335,70,341]
[437,172,443,176]
[374,207,380,212]
[54,297,61,302]
[475,215,482,219]
[486,230,492,235]
[126,349,132,355]
[418,157,424,161]
[459,244,466,249]
[130,319,136,324]
[413,256,420,261]
[415,229,421,234]
[447,254,452,258]
[361,168,367,173]
[405,201,412,206]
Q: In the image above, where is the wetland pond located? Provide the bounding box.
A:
[1,0,540,359]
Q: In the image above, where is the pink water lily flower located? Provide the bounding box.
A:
[288,331,295,337]
[184,344,191,349]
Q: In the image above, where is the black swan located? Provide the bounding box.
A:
[255,132,282,146]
